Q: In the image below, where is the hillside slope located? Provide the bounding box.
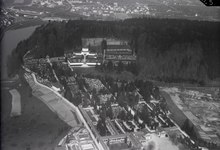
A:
[7,18,220,83]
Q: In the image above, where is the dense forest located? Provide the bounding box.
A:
[8,18,220,84]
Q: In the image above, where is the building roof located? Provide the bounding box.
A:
[82,38,104,47]
[87,55,97,59]
[102,133,128,140]
[81,143,95,150]
[106,45,131,50]
[66,76,76,83]
[52,82,63,90]
[82,48,89,52]
[82,38,128,47]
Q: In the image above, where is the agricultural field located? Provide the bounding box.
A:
[180,88,220,137]
[162,87,220,145]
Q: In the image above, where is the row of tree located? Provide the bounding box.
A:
[96,61,138,75]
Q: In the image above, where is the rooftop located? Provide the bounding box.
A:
[106,45,131,50]
[82,48,89,52]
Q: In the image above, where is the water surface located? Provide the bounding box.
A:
[1,26,37,80]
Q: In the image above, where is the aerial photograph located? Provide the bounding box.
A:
[0,0,220,150]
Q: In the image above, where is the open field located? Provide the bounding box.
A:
[179,89,220,140]
[184,87,220,97]
[1,81,71,150]
[161,87,220,146]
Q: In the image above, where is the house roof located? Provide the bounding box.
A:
[106,45,131,50]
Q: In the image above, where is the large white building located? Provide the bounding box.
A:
[67,48,101,67]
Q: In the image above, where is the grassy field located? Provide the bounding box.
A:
[1,81,71,150]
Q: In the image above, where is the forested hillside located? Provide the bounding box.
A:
[8,18,220,84]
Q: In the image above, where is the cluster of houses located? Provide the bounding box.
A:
[57,127,98,150]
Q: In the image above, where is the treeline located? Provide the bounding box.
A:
[96,61,138,75]
[8,18,220,83]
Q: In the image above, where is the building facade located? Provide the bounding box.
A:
[103,45,136,65]
[67,48,101,67]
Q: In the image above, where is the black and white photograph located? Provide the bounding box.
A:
[1,0,220,150]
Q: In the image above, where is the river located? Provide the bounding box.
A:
[1,26,38,80]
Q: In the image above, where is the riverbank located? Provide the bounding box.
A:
[1,75,71,150]
[1,25,39,80]
[0,19,45,41]
[3,19,45,32]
